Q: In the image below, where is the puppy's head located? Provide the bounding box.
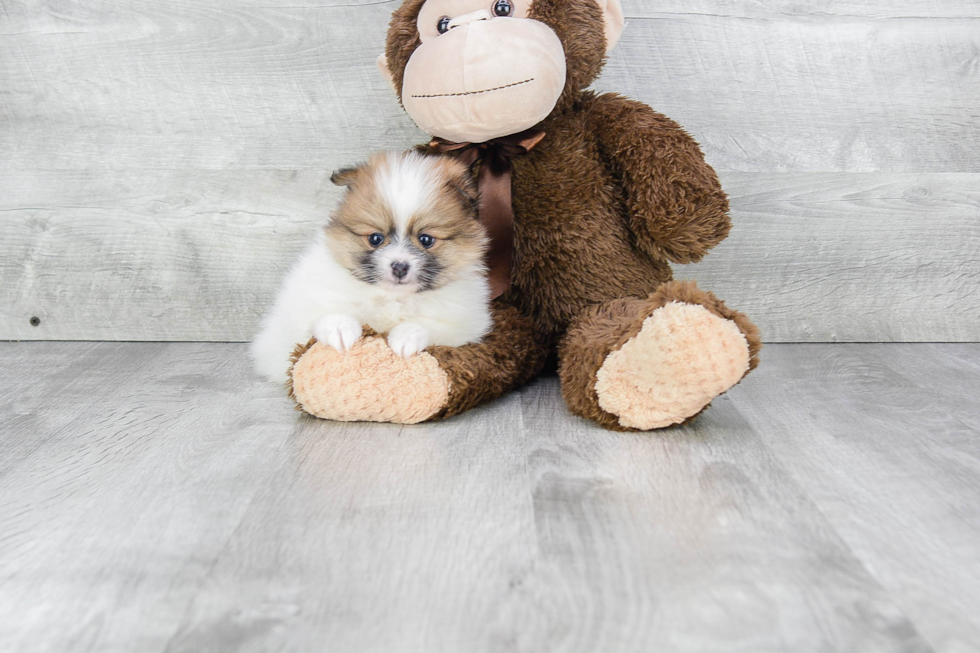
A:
[325,151,486,292]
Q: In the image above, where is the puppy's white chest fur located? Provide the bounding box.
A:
[354,290,420,334]
[251,239,491,383]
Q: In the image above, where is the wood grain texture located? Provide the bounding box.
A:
[620,0,980,19]
[0,169,338,341]
[5,341,974,652]
[0,0,977,171]
[679,172,980,342]
[0,0,420,171]
[1,171,977,342]
[729,344,980,653]
[1,1,979,342]
[0,342,300,653]
[599,9,980,173]
[510,378,930,653]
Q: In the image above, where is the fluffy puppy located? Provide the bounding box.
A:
[252,151,491,384]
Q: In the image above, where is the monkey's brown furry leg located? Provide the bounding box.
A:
[288,302,547,424]
[427,302,548,419]
[558,281,761,431]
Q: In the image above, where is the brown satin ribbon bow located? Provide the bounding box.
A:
[428,128,546,299]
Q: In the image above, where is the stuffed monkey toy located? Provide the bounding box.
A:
[287,0,761,430]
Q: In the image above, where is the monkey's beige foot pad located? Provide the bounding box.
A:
[595,302,750,430]
[289,336,449,424]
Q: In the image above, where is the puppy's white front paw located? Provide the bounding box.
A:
[313,313,363,353]
[387,323,430,358]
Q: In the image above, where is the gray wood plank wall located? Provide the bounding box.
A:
[1,0,978,342]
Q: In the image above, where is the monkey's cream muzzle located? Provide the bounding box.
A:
[401,18,567,143]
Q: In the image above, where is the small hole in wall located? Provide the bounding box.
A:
[30,316,41,327]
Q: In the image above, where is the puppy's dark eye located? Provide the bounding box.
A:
[418,234,435,249]
[368,233,385,248]
[492,0,513,17]
[437,16,451,33]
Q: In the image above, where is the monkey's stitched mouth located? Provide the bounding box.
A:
[411,78,534,99]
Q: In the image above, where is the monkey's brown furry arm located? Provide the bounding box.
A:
[587,92,731,264]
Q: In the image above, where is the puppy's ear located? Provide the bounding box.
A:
[447,169,479,214]
[330,167,359,187]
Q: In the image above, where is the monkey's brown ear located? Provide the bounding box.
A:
[597,0,625,53]
[376,53,398,94]
[330,167,359,187]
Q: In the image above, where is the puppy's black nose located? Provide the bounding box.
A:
[391,261,410,279]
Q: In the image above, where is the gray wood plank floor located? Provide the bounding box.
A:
[1,342,978,652]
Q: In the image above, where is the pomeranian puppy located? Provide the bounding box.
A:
[252,151,492,383]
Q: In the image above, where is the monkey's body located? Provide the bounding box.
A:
[287,0,761,430]
[509,92,683,341]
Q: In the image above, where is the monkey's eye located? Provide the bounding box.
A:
[418,234,435,249]
[368,233,385,248]
[437,16,451,33]
[492,0,513,16]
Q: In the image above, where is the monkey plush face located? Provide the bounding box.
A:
[382,0,624,143]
